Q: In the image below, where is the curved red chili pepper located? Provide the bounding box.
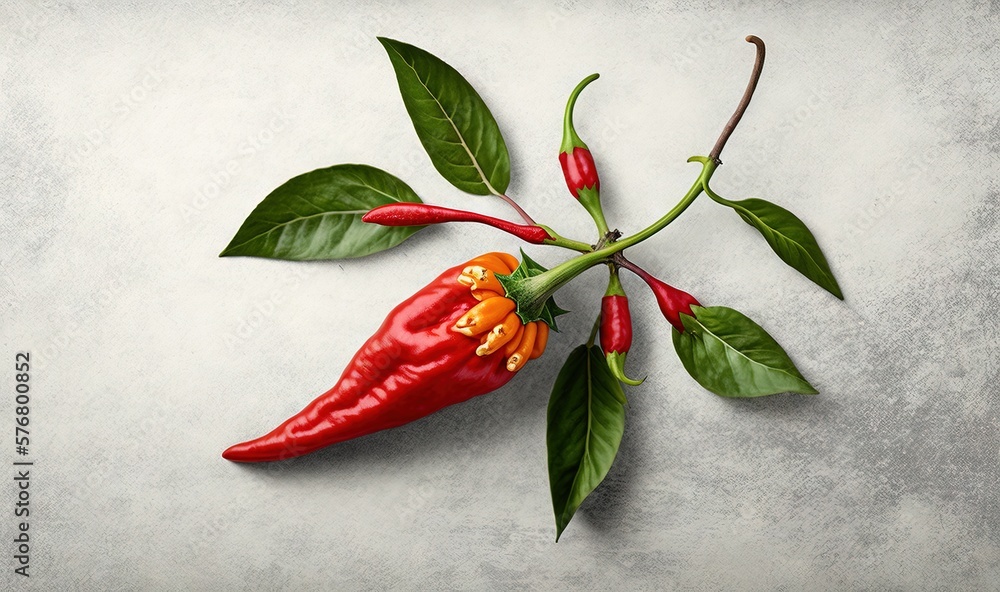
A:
[559,147,600,198]
[599,274,643,386]
[362,203,553,244]
[223,252,549,462]
[560,73,608,234]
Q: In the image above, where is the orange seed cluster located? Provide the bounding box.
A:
[451,252,550,372]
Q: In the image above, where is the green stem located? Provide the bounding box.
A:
[579,190,610,237]
[541,227,594,253]
[507,37,767,317]
[509,158,716,320]
[491,193,592,252]
[586,314,601,348]
[562,74,599,153]
[611,157,715,251]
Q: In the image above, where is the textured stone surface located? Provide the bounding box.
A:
[2,1,998,589]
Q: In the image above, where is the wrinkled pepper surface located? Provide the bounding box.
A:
[223,252,549,462]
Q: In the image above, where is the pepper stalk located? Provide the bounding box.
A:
[560,73,609,237]
[496,37,768,325]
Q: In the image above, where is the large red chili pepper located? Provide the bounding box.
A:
[223,252,550,462]
[362,203,554,244]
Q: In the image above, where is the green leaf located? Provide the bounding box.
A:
[220,164,423,260]
[547,344,626,541]
[378,37,510,196]
[712,195,843,299]
[672,306,817,397]
[494,249,569,329]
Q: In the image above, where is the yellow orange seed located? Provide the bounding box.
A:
[506,322,538,372]
[458,266,505,293]
[452,297,516,336]
[475,312,522,356]
[529,322,549,360]
[471,289,502,302]
[470,254,512,275]
[503,325,526,357]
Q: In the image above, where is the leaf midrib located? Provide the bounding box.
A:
[563,347,595,523]
[386,42,499,195]
[736,203,831,281]
[694,316,807,386]
[224,209,371,253]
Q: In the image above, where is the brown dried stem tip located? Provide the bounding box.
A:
[709,35,766,164]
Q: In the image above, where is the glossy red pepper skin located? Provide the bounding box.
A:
[362,203,553,244]
[599,295,632,355]
[647,278,701,332]
[223,256,521,462]
[558,147,600,198]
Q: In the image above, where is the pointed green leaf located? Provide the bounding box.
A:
[517,249,548,276]
[547,344,626,541]
[712,195,843,299]
[221,164,423,260]
[378,37,510,196]
[672,306,817,397]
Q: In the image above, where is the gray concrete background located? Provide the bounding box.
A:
[2,1,998,589]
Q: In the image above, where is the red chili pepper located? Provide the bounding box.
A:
[363,203,554,244]
[633,268,701,332]
[560,74,609,234]
[599,272,643,385]
[600,295,632,355]
[222,252,551,462]
[559,147,600,198]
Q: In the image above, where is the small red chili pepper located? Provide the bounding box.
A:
[600,295,631,354]
[559,148,600,198]
[223,252,550,462]
[560,73,609,234]
[599,271,643,385]
[631,266,701,332]
[362,203,554,244]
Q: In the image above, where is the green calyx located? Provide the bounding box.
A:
[605,351,644,387]
[604,265,625,297]
[496,250,570,329]
[561,73,599,154]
